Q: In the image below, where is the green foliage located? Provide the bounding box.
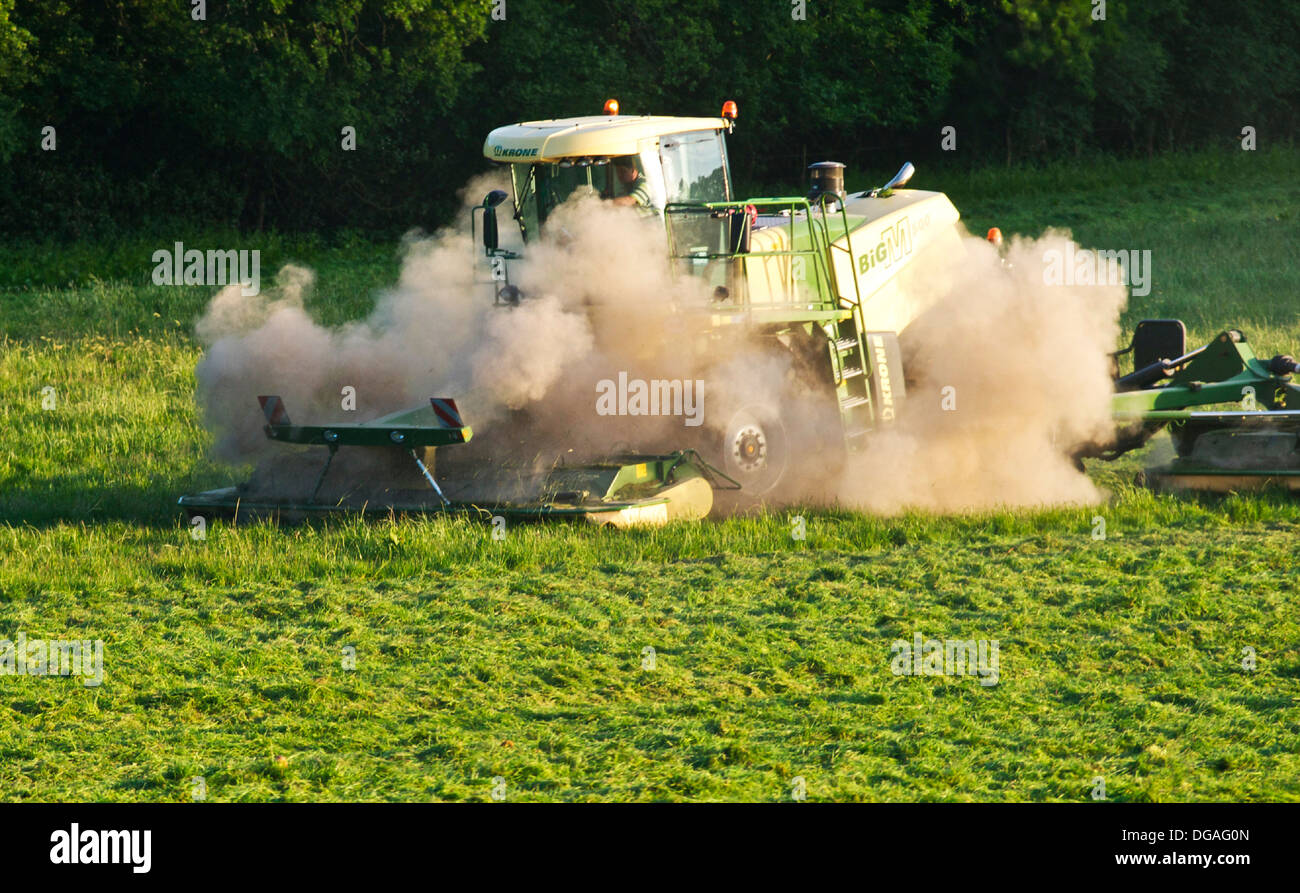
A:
[0,0,34,162]
[2,0,492,235]
[0,1,1296,233]
[460,0,963,186]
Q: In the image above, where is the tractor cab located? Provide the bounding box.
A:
[481,103,736,243]
[477,101,964,336]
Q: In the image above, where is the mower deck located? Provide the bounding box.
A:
[1104,326,1300,494]
[1144,471,1300,493]
[1143,413,1300,492]
[180,451,723,528]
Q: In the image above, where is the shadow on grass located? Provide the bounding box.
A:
[6,452,1300,533]
[0,461,234,529]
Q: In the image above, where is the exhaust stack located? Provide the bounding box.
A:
[807,161,846,204]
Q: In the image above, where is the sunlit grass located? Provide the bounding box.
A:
[1,149,1299,801]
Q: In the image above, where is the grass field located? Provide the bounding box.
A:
[2,148,1299,801]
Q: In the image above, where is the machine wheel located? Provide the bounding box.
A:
[704,333,844,513]
[718,402,791,498]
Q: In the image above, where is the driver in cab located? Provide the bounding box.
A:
[608,155,654,213]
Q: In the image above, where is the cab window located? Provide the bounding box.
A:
[513,160,626,234]
[659,130,730,204]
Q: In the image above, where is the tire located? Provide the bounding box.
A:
[703,334,844,513]
[717,401,792,498]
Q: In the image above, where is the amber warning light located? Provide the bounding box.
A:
[603,99,619,116]
[721,100,738,120]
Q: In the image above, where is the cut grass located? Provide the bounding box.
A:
[2,148,1299,801]
[1,514,1298,801]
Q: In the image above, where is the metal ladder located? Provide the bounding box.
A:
[812,198,876,453]
[829,306,874,451]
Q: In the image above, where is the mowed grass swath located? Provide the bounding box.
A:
[2,149,1300,801]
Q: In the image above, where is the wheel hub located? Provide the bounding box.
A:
[730,424,768,473]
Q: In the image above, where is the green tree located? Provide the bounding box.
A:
[0,0,34,162]
[5,0,493,233]
[463,0,964,187]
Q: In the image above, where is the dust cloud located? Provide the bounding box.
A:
[193,175,711,468]
[193,173,1125,514]
[839,229,1126,513]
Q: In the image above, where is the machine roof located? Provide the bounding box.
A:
[483,115,729,162]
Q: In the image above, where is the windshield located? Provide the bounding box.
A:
[512,160,636,237]
[660,130,729,204]
[507,130,730,240]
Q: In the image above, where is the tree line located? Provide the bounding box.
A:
[0,0,1295,238]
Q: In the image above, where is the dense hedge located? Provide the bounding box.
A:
[0,0,1295,238]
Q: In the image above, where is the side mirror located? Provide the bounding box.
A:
[481,189,508,253]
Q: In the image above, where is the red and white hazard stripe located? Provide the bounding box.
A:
[258,395,290,426]
[429,397,464,428]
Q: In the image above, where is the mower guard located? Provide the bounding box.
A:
[180,396,730,527]
[1105,328,1300,490]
